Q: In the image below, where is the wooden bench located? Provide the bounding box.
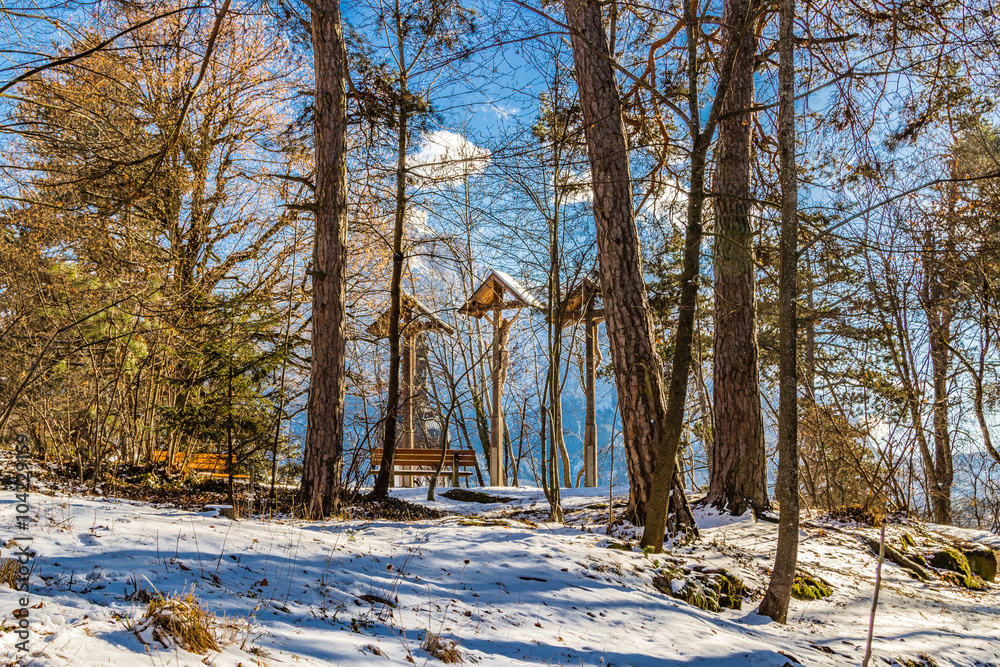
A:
[369,448,477,487]
[151,451,247,479]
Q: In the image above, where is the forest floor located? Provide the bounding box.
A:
[1,476,999,666]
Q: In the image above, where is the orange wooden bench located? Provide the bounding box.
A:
[152,451,247,479]
[369,448,477,486]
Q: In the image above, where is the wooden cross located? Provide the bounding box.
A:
[460,270,541,486]
[368,291,454,487]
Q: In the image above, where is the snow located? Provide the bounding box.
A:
[1,486,999,666]
[485,269,544,311]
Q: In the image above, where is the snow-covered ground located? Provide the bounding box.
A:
[1,485,999,666]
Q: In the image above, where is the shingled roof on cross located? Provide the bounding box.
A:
[366,291,455,339]
[458,269,543,317]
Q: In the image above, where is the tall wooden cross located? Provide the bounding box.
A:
[367,291,454,487]
[556,277,604,487]
[460,270,541,486]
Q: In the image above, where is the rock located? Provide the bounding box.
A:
[930,548,971,577]
[440,489,515,504]
[859,535,929,581]
[962,547,997,583]
[930,548,990,590]
[457,518,509,527]
[791,572,833,600]
[715,571,745,610]
[652,567,745,612]
[940,570,989,591]
[204,505,236,520]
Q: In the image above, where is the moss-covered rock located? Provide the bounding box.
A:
[652,567,745,612]
[791,572,833,600]
[940,570,989,591]
[930,548,991,589]
[930,548,971,578]
[714,571,745,610]
[859,535,929,581]
[899,533,916,550]
[653,574,720,612]
[457,517,509,527]
[962,547,997,583]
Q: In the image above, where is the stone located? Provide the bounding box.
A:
[930,548,971,578]
[440,489,515,504]
[859,535,928,581]
[652,567,745,612]
[930,548,990,589]
[791,572,833,600]
[962,547,997,583]
[204,505,236,520]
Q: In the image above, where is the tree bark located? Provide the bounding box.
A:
[563,0,669,524]
[300,0,348,518]
[758,0,798,622]
[925,277,954,524]
[584,304,598,486]
[547,169,565,517]
[639,0,753,549]
[371,100,409,498]
[707,0,769,517]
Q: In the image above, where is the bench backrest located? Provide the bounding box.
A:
[151,451,230,472]
[370,448,478,467]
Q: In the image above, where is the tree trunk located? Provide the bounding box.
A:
[927,300,953,524]
[372,11,410,499]
[563,0,670,524]
[227,359,235,511]
[707,0,768,517]
[300,0,349,518]
[584,305,599,486]
[692,351,713,476]
[548,295,565,519]
[758,0,798,622]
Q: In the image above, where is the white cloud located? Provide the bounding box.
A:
[405,207,433,236]
[484,102,521,119]
[638,177,688,230]
[559,170,592,205]
[408,130,490,185]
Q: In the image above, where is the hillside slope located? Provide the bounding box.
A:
[1,486,998,666]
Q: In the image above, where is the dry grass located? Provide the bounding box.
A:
[136,588,220,653]
[422,630,464,664]
[0,558,20,588]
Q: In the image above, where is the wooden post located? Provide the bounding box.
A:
[490,298,505,486]
[401,324,415,487]
[584,301,598,487]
